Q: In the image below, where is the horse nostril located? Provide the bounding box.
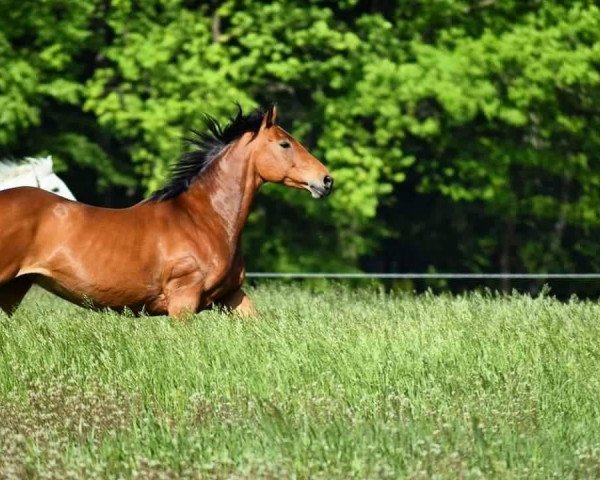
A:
[324,175,333,189]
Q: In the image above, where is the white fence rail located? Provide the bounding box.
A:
[247,273,600,279]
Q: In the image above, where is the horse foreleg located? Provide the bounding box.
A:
[218,288,256,317]
[167,288,202,319]
[0,276,33,316]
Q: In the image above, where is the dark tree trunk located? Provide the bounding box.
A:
[500,219,515,293]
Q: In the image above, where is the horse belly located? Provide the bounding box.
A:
[31,266,166,313]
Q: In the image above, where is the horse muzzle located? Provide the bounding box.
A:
[308,175,334,199]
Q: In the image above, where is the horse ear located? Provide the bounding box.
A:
[261,104,277,129]
[268,104,277,126]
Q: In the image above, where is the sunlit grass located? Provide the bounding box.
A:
[1,284,600,478]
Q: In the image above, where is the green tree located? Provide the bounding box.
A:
[0,0,132,193]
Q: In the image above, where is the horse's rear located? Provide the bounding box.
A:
[0,187,163,315]
[0,187,66,313]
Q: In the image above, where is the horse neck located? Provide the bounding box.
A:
[178,141,262,246]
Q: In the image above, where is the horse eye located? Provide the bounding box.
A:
[279,141,291,149]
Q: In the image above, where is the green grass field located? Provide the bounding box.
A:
[1,284,600,479]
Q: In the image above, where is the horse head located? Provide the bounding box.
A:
[249,105,333,198]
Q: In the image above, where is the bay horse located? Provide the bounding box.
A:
[0,105,333,317]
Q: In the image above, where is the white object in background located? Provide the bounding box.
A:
[0,156,76,200]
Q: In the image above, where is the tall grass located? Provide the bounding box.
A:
[1,285,600,478]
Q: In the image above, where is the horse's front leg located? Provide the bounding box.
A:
[218,288,256,317]
[167,286,202,318]
[222,247,256,317]
[165,257,206,319]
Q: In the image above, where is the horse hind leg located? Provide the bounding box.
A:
[0,276,33,316]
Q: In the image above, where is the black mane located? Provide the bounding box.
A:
[148,105,267,201]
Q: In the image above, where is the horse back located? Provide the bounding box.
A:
[0,186,65,226]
